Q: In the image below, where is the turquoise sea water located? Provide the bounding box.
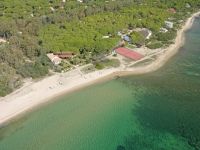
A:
[0,18,200,150]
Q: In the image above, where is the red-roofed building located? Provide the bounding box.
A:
[53,52,75,59]
[115,47,144,60]
[168,8,176,14]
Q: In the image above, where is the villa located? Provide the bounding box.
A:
[47,53,62,65]
[165,21,174,29]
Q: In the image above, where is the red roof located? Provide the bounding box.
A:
[115,47,144,60]
[57,54,72,59]
[168,8,176,13]
[53,52,75,59]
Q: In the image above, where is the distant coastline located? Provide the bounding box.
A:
[0,11,200,126]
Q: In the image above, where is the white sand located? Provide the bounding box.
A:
[0,11,200,125]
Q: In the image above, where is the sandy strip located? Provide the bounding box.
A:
[118,11,200,76]
[0,11,200,126]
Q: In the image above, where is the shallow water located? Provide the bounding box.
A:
[0,18,200,150]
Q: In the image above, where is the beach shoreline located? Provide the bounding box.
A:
[0,11,200,126]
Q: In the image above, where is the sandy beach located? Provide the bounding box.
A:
[0,11,200,126]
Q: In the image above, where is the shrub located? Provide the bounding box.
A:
[95,63,104,70]
[147,42,163,49]
[17,62,48,78]
[156,31,176,42]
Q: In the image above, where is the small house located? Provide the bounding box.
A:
[133,28,152,39]
[50,7,55,12]
[123,35,131,43]
[185,3,191,8]
[102,36,110,39]
[165,21,174,29]
[168,8,176,14]
[54,52,75,59]
[160,28,168,33]
[47,53,62,65]
[140,29,152,39]
[117,31,122,36]
[77,0,83,2]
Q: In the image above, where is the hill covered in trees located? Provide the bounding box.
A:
[0,0,200,96]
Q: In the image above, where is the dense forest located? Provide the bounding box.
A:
[0,0,200,96]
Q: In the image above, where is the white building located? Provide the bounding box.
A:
[165,21,174,29]
[160,28,168,33]
[50,7,55,12]
[77,0,83,2]
[185,3,191,8]
[117,31,122,36]
[47,53,62,65]
[102,36,110,39]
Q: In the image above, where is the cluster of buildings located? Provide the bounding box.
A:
[112,9,177,62]
[160,8,176,33]
[112,29,149,61]
[160,21,174,33]
[117,28,152,45]
[160,20,174,33]
[46,5,190,66]
[47,52,75,65]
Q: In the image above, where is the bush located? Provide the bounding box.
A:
[130,31,146,45]
[17,62,48,78]
[102,59,120,68]
[156,31,176,42]
[0,63,20,96]
[0,81,12,96]
[95,63,104,70]
[147,42,163,49]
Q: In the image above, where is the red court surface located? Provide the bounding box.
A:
[115,47,144,60]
